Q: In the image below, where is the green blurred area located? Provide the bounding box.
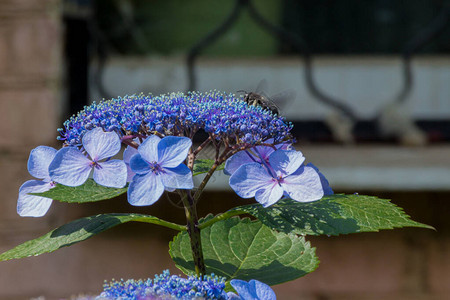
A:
[95,0,281,57]
[94,0,449,56]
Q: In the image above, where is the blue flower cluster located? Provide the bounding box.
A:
[59,91,293,147]
[18,90,331,216]
[96,270,276,300]
[96,270,227,299]
[18,129,193,216]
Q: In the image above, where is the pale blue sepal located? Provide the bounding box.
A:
[137,135,160,164]
[127,172,164,206]
[269,150,305,177]
[129,154,151,175]
[229,163,272,199]
[230,279,276,300]
[82,127,121,161]
[157,136,192,168]
[161,164,194,190]
[49,147,92,187]
[94,159,127,188]
[27,146,57,181]
[17,180,54,217]
[306,163,334,196]
[282,165,324,203]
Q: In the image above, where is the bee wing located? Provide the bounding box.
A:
[269,89,296,110]
[255,79,269,94]
[266,101,281,114]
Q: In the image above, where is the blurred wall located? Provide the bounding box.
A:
[0,0,64,298]
[0,1,449,299]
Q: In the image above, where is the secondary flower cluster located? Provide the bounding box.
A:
[95,270,275,300]
[97,271,227,299]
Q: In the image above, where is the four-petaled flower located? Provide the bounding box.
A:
[227,279,276,300]
[127,135,193,206]
[229,149,325,207]
[17,146,57,217]
[49,127,127,188]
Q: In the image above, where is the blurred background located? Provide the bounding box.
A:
[0,0,449,298]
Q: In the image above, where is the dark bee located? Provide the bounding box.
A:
[239,80,296,116]
[242,91,281,115]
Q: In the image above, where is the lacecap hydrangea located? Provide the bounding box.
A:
[18,91,331,217]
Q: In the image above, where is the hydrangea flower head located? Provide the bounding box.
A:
[49,127,127,188]
[229,149,325,207]
[17,146,57,217]
[97,270,228,299]
[58,91,293,149]
[127,135,193,206]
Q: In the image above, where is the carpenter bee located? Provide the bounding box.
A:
[239,80,295,115]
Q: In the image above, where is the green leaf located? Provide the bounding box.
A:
[233,194,434,236]
[169,217,318,286]
[193,159,224,176]
[31,179,127,203]
[0,213,182,262]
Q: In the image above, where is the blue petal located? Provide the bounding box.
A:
[230,280,254,300]
[226,292,240,300]
[229,163,274,199]
[125,164,135,182]
[49,147,92,186]
[127,172,164,206]
[281,165,324,202]
[129,154,151,174]
[224,150,258,175]
[82,127,121,161]
[124,145,139,182]
[269,150,305,177]
[27,146,57,181]
[253,144,276,161]
[138,135,160,163]
[17,180,53,217]
[123,145,139,164]
[306,163,334,195]
[160,164,193,190]
[250,280,276,300]
[255,182,284,207]
[93,160,127,188]
[157,136,192,168]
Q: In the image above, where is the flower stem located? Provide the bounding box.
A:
[180,190,206,276]
[193,148,234,202]
[193,161,220,201]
